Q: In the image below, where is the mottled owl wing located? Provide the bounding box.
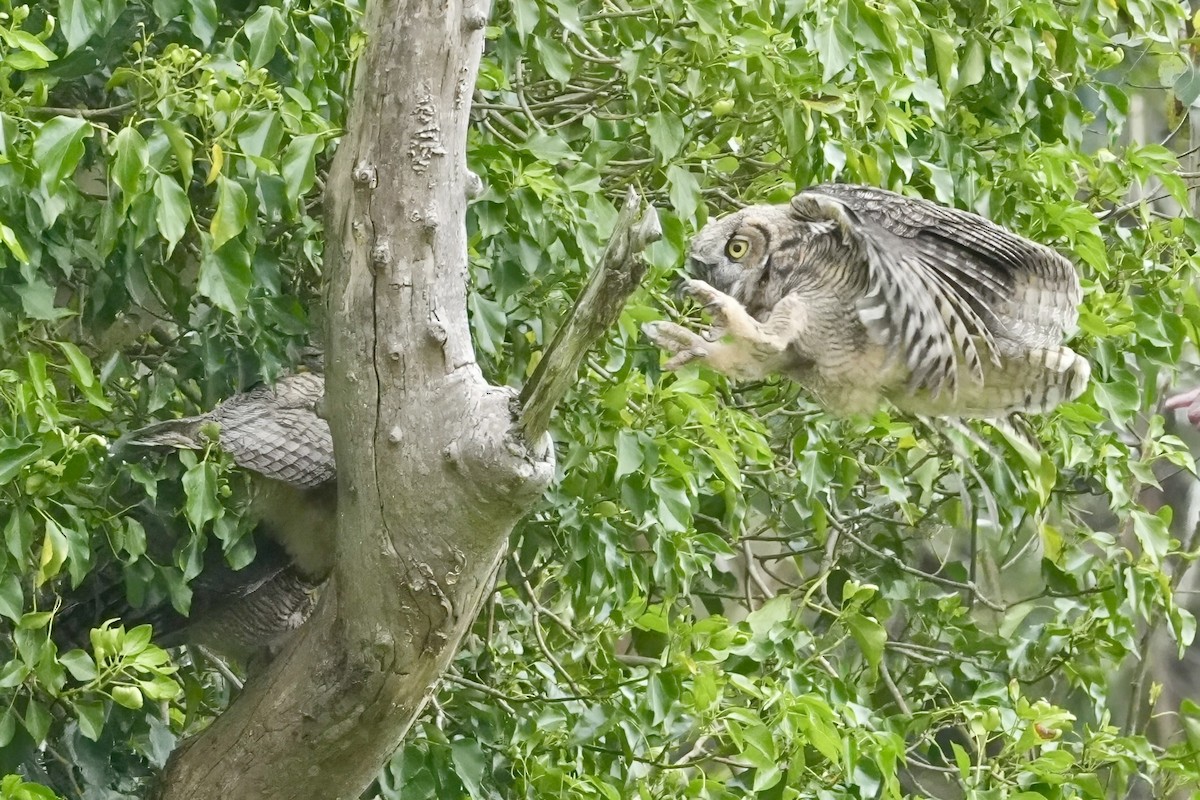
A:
[793,184,1081,398]
[118,371,334,490]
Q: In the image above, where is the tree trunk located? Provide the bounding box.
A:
[154,1,556,797]
[153,0,660,792]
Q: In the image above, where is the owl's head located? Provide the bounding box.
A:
[686,204,813,319]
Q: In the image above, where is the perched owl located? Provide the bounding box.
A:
[119,370,337,579]
[66,370,339,662]
[644,184,1090,416]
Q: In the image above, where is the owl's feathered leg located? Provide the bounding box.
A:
[644,280,807,380]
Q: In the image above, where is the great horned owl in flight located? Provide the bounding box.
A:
[644,184,1089,416]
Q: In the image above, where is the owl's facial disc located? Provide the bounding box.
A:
[686,204,800,309]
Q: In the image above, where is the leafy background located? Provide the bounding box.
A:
[0,0,1199,798]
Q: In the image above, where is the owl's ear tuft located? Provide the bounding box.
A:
[792,190,859,221]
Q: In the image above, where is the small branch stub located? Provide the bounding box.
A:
[464,9,487,30]
[372,241,392,269]
[518,188,661,443]
[353,162,378,187]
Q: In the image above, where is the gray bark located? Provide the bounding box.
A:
[154,0,542,796]
[154,1,658,796]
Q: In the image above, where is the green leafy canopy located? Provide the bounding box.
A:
[0,0,1198,798]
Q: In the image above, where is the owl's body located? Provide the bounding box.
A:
[120,370,337,578]
[645,184,1089,416]
[71,370,339,663]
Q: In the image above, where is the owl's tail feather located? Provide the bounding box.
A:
[110,416,210,458]
[896,346,1089,417]
[962,346,1090,416]
[1003,346,1091,414]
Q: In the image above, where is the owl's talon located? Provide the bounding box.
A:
[682,279,720,305]
[643,321,709,369]
[683,279,735,328]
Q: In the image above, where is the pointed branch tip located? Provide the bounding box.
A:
[517,190,659,443]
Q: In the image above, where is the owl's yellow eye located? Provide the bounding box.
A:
[725,236,750,260]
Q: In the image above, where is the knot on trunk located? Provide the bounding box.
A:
[444,385,554,508]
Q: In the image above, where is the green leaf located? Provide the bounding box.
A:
[281,134,325,206]
[33,117,93,190]
[646,111,685,160]
[0,29,57,62]
[0,222,28,263]
[153,172,192,255]
[666,165,701,223]
[151,0,185,21]
[0,443,40,485]
[0,574,22,621]
[511,0,540,42]
[243,6,287,68]
[186,0,218,44]
[35,519,68,586]
[614,431,643,479]
[59,650,97,682]
[112,126,149,204]
[18,611,52,629]
[746,595,791,638]
[111,685,144,710]
[814,18,852,83]
[846,613,887,672]
[468,293,507,356]
[15,279,71,322]
[210,176,248,250]
[0,708,14,749]
[57,342,112,411]
[451,739,486,799]
[121,517,147,559]
[158,118,194,184]
[60,0,103,53]
[182,459,223,531]
[1130,508,1170,567]
[74,699,105,741]
[198,236,252,315]
[23,698,50,742]
[929,29,956,93]
[235,110,283,161]
[138,674,181,701]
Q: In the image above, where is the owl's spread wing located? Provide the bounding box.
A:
[792,184,1081,398]
[119,371,334,490]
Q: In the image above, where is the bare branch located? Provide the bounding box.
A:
[28,101,137,120]
[519,187,661,442]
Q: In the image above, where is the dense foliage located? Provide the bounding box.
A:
[0,0,1199,797]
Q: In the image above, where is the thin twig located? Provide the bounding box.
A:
[829,515,1005,612]
[442,673,521,714]
[29,101,137,120]
[194,645,244,690]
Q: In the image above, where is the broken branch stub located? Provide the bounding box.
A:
[519,187,662,442]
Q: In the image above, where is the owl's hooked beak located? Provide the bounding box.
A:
[687,254,715,283]
[670,255,714,299]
